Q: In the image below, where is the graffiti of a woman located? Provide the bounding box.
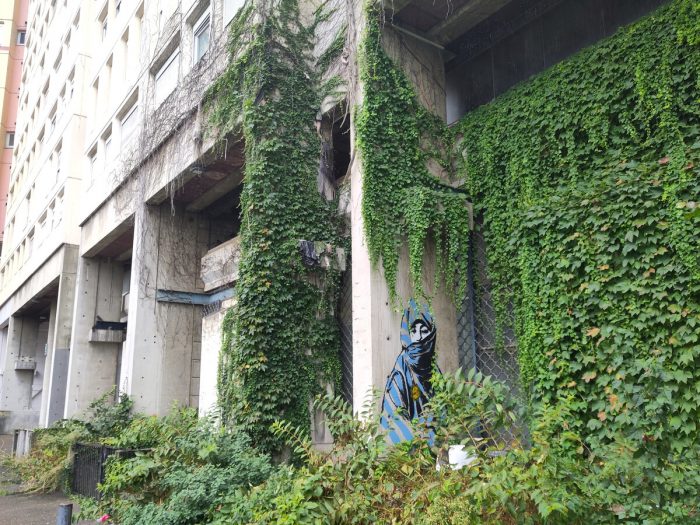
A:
[380,299,440,444]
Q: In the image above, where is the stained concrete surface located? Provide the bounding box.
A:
[0,464,92,525]
[0,491,75,525]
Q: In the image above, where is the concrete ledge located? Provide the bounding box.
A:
[88,328,126,344]
[201,236,241,291]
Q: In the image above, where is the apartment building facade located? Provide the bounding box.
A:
[0,0,245,438]
[0,0,669,445]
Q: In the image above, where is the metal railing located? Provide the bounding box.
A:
[71,443,138,499]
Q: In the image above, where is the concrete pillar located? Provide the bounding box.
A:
[41,251,79,426]
[349,6,458,415]
[64,257,123,418]
[38,299,58,425]
[0,316,43,433]
[122,203,203,415]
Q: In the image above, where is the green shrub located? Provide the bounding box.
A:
[212,370,700,524]
[88,409,273,525]
[9,389,133,493]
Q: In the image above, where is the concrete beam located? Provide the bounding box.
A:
[185,171,244,212]
[155,287,235,305]
[428,0,512,45]
[385,0,411,17]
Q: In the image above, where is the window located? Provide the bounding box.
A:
[53,50,62,72]
[154,48,179,106]
[16,30,26,45]
[5,132,14,148]
[99,4,108,41]
[54,144,62,179]
[104,133,113,163]
[88,146,97,183]
[120,102,139,144]
[193,11,210,63]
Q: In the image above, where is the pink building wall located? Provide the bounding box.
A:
[0,0,28,247]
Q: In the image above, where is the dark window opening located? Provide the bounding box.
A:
[332,115,351,182]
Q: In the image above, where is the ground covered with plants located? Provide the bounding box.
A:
[5,371,699,524]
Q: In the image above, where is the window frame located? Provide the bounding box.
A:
[192,10,211,64]
[120,101,139,145]
[154,47,180,106]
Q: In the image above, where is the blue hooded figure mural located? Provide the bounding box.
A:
[380,299,440,444]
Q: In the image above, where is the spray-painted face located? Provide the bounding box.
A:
[410,320,431,344]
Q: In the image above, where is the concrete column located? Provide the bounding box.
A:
[0,316,43,433]
[122,203,203,415]
[39,299,58,426]
[41,251,79,426]
[64,257,123,418]
[349,5,458,415]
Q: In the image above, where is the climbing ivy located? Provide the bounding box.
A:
[356,2,471,303]
[207,0,342,452]
[455,0,700,452]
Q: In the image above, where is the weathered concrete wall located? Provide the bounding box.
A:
[0,316,43,433]
[199,297,235,416]
[64,257,124,418]
[382,26,447,121]
[349,8,461,418]
[121,203,205,415]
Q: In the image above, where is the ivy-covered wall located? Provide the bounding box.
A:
[208,0,342,452]
[455,0,700,451]
[209,0,699,455]
[355,3,472,304]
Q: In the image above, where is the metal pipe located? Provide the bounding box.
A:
[56,503,73,525]
[389,23,457,60]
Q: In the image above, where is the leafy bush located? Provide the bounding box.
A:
[211,370,700,524]
[84,409,274,525]
[10,419,89,493]
[9,389,133,493]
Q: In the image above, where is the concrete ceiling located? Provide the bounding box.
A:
[385,0,513,46]
[14,279,58,317]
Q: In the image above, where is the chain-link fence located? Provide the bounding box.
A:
[457,224,523,444]
[338,267,353,406]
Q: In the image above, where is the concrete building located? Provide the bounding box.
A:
[0,0,670,447]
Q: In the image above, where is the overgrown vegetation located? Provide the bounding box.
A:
[454,0,700,456]
[207,0,343,453]
[66,372,696,524]
[80,409,273,525]
[4,390,132,493]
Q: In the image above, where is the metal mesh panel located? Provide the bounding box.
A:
[338,267,353,405]
[470,226,520,393]
[71,443,104,499]
[457,224,522,443]
[71,444,139,499]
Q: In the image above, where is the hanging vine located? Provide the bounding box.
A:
[355,1,471,303]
